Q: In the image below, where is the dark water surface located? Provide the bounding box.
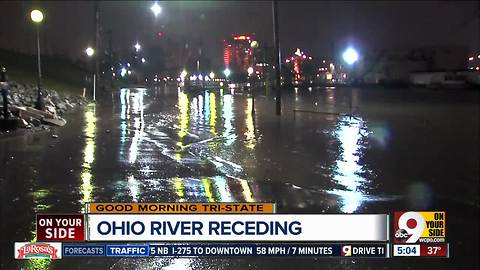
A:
[1,85,478,269]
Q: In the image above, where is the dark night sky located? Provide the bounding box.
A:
[0,1,478,67]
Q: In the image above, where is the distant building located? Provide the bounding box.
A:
[409,45,469,71]
[355,45,470,84]
[223,34,256,75]
[315,57,348,84]
[284,48,315,83]
[467,52,480,71]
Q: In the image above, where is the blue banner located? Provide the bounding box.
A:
[106,244,149,257]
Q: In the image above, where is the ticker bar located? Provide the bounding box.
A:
[60,243,388,258]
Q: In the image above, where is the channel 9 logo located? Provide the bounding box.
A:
[393,211,446,244]
[341,245,352,256]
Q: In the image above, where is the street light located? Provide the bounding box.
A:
[180,70,187,80]
[342,47,359,65]
[247,67,254,76]
[120,67,127,77]
[151,2,162,17]
[30,9,44,110]
[209,71,215,79]
[30,10,44,23]
[223,68,231,78]
[134,42,141,52]
[85,47,95,101]
[85,47,95,57]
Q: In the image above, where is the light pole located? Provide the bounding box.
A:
[248,67,255,115]
[85,47,96,101]
[272,1,282,115]
[31,9,44,110]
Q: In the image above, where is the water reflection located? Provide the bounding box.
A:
[24,190,53,269]
[240,177,255,202]
[201,177,215,202]
[222,93,236,146]
[328,116,368,213]
[119,88,129,160]
[80,103,97,207]
[166,175,257,203]
[209,92,217,136]
[244,97,257,149]
[166,89,257,203]
[128,89,145,163]
[213,175,234,202]
[176,90,189,160]
[109,88,263,208]
[174,177,186,202]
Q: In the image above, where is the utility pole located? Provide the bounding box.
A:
[107,29,113,87]
[272,0,282,116]
[94,2,100,91]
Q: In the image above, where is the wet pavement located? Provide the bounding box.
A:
[0,85,478,269]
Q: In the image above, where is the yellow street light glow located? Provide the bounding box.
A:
[180,70,187,79]
[30,9,44,23]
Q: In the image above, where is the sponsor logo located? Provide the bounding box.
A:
[15,242,62,259]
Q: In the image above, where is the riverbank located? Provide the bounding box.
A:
[0,80,86,136]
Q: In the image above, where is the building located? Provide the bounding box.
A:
[467,53,480,71]
[315,57,348,84]
[223,34,256,75]
[284,48,315,84]
[355,46,469,84]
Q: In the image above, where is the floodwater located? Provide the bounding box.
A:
[0,85,478,269]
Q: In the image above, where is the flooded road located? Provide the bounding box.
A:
[0,85,478,269]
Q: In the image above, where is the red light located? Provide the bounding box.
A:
[233,35,251,41]
[157,32,164,37]
[224,46,231,66]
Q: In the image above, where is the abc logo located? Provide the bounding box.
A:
[394,229,410,242]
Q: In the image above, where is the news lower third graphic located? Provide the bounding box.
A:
[392,211,449,257]
[14,203,450,259]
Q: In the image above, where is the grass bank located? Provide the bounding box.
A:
[0,49,86,96]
